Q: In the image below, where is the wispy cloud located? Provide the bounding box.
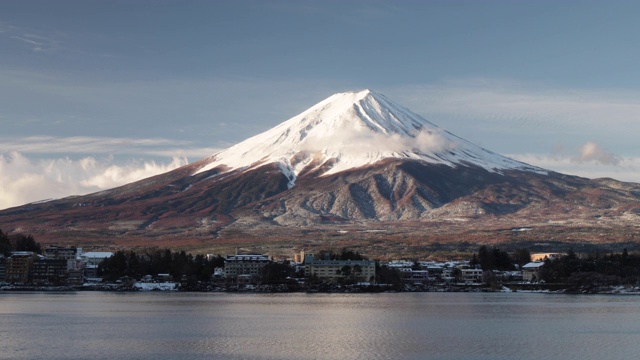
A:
[0,21,19,34]
[0,135,220,159]
[0,20,63,53]
[0,152,188,210]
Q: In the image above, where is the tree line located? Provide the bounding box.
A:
[0,229,42,256]
[540,249,640,287]
[314,248,368,261]
[469,245,531,271]
[98,249,225,283]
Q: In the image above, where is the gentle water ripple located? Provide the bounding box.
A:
[2,292,640,359]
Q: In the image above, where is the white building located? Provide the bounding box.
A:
[304,254,375,282]
[522,262,545,282]
[386,260,414,270]
[44,246,80,261]
[81,252,113,266]
[80,252,113,278]
[459,268,484,284]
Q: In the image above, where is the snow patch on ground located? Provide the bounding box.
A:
[277,161,297,188]
[133,282,177,291]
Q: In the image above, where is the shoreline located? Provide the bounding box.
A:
[3,282,640,295]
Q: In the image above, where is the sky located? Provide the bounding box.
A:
[2,0,640,209]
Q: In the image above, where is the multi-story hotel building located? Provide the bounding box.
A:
[224,254,270,279]
[44,246,80,261]
[5,252,37,284]
[304,254,375,282]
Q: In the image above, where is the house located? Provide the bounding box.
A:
[522,262,545,282]
[421,261,446,277]
[459,268,484,284]
[401,269,429,284]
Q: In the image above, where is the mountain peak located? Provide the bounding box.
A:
[292,88,427,137]
[325,89,382,104]
[330,88,374,99]
[195,90,543,183]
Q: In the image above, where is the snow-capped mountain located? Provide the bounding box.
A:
[2,90,640,251]
[196,89,543,186]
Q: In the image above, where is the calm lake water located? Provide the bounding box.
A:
[1,291,640,360]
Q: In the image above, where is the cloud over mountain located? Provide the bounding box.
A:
[575,142,620,165]
[0,152,187,209]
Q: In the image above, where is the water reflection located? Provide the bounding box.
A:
[1,292,640,359]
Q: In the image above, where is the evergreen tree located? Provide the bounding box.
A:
[476,245,514,271]
[14,234,41,253]
[0,229,11,256]
[261,262,292,284]
[512,248,532,268]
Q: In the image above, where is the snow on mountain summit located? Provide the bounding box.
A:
[195,90,543,185]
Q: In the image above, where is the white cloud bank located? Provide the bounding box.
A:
[574,141,620,165]
[509,142,640,183]
[3,142,636,212]
[299,126,455,156]
[0,152,188,210]
[385,80,640,182]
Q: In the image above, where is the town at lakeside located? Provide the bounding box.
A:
[3,230,640,294]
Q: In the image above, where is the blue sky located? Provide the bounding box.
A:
[2,0,640,209]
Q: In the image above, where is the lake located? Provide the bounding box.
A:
[1,291,639,359]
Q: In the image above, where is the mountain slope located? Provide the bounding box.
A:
[195,90,543,184]
[1,90,640,251]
